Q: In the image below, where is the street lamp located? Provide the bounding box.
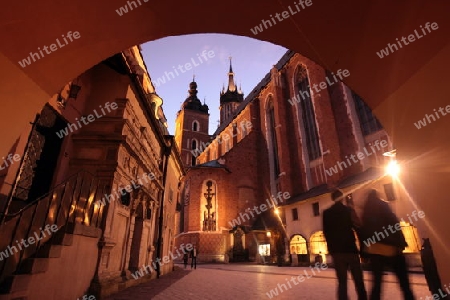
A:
[386,160,400,177]
[383,149,400,177]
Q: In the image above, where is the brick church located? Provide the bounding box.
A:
[174,51,425,267]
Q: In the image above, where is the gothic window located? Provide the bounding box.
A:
[292,208,299,221]
[191,139,197,150]
[298,69,321,161]
[267,99,280,177]
[241,122,247,137]
[192,121,199,132]
[353,92,383,135]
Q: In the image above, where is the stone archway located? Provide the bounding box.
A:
[0,0,449,286]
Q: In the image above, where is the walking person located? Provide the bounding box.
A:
[190,245,198,269]
[323,189,368,300]
[361,189,415,300]
[183,251,189,269]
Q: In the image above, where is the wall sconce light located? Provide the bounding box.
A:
[56,93,67,108]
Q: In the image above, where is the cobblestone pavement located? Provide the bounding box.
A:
[105,263,430,300]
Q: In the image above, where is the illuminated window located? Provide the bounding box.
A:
[258,244,271,256]
[310,231,328,254]
[290,235,307,254]
[400,222,421,253]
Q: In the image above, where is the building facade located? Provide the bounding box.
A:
[175,50,425,267]
[0,46,184,299]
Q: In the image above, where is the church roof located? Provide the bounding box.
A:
[189,159,231,172]
[182,80,209,114]
[281,167,382,206]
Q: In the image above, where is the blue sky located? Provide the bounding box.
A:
[141,34,287,134]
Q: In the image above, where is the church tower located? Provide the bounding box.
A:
[175,78,210,167]
[219,58,244,125]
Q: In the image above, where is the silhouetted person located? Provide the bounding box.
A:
[421,238,442,296]
[323,189,368,300]
[190,245,198,269]
[183,252,189,269]
[361,189,414,300]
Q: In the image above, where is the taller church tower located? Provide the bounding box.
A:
[219,58,244,125]
[174,78,210,167]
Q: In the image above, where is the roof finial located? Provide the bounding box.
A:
[229,56,233,73]
[193,73,196,82]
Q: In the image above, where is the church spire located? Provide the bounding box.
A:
[227,57,236,92]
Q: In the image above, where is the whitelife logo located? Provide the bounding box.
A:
[266,263,328,298]
[363,210,425,248]
[55,102,118,138]
[0,224,59,261]
[18,31,81,68]
[228,192,290,228]
[131,243,193,279]
[376,22,439,59]
[152,50,215,87]
[250,0,313,35]
[287,69,350,106]
[115,0,149,16]
[190,120,252,158]
[325,139,388,177]
[0,153,21,171]
[413,104,450,129]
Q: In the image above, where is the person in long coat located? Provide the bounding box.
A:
[323,189,367,300]
[361,189,415,300]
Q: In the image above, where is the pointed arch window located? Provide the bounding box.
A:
[352,92,383,135]
[297,67,321,160]
[267,99,280,177]
[192,120,199,132]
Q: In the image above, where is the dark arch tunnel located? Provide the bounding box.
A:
[0,0,449,289]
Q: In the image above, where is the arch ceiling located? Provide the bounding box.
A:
[0,0,449,285]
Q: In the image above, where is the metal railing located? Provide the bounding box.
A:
[0,170,106,286]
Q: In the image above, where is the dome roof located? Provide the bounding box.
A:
[182,80,209,113]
